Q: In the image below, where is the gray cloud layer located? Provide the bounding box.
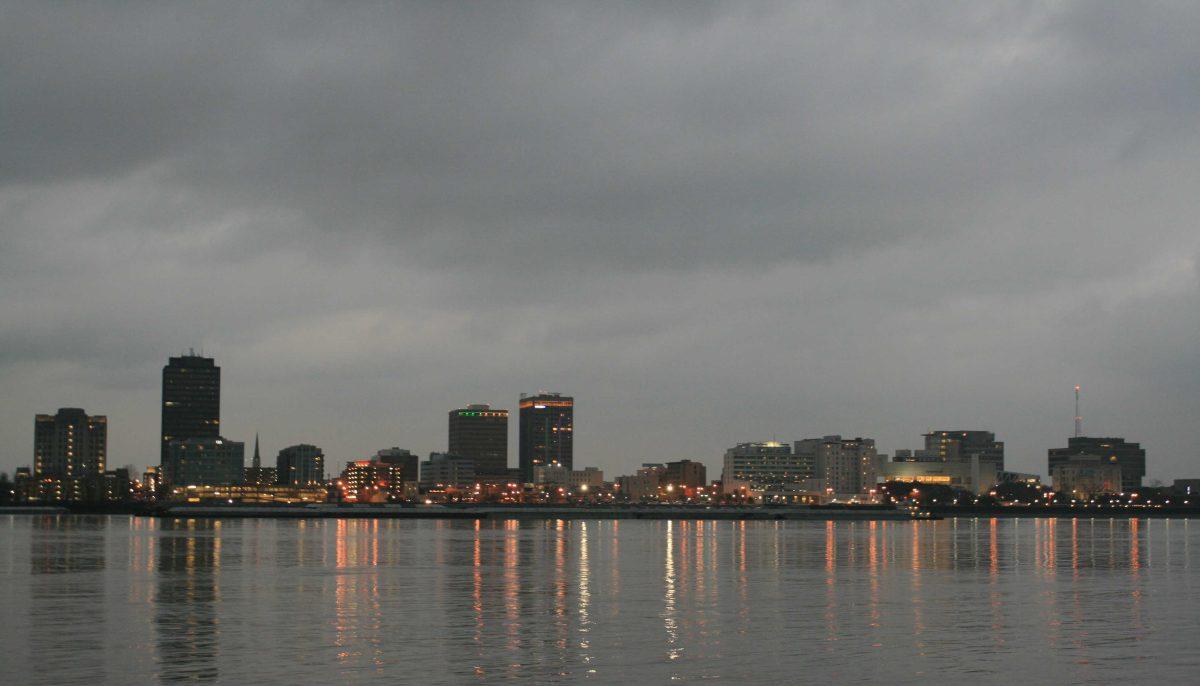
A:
[2,2,1197,480]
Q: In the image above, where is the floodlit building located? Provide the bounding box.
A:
[879,457,999,495]
[339,459,405,502]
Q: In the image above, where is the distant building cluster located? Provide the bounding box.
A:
[0,352,1178,508]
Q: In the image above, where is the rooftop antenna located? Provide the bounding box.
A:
[1080,383,1089,436]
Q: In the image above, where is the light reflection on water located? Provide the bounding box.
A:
[2,515,1198,684]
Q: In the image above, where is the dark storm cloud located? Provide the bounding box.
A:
[1,2,1197,478]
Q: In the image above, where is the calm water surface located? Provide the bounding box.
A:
[1,515,1196,684]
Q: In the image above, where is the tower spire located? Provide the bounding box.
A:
[1074,385,1082,438]
[253,432,261,468]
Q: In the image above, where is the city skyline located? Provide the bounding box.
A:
[3,351,1189,484]
[1,3,1198,484]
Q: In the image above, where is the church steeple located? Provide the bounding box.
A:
[252,432,261,469]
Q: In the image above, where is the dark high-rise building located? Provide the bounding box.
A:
[34,408,107,478]
[1048,436,1145,493]
[161,353,220,464]
[277,444,325,486]
[448,404,508,476]
[518,393,573,482]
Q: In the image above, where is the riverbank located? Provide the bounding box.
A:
[5,502,1199,520]
[148,503,930,521]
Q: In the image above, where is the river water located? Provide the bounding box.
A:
[1,515,1195,684]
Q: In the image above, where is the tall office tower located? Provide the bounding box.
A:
[163,437,245,487]
[923,430,1005,470]
[376,447,420,484]
[276,444,325,486]
[34,408,107,478]
[448,404,509,476]
[161,352,220,464]
[1048,436,1145,493]
[518,393,573,482]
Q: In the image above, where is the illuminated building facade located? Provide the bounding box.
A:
[34,408,107,479]
[170,484,327,504]
[448,405,509,476]
[339,459,404,502]
[721,442,813,495]
[879,457,998,495]
[518,393,573,482]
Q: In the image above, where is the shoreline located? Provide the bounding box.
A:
[7,503,1200,520]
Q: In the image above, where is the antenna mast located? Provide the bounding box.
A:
[1074,385,1082,438]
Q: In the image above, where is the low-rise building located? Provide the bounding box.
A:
[533,463,604,491]
[663,460,707,488]
[616,464,665,501]
[339,459,405,502]
[164,437,245,487]
[880,455,1000,495]
[169,484,328,504]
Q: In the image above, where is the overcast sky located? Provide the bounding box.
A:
[2,2,1197,482]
